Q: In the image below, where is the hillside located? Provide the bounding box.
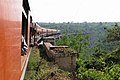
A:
[24,22,120,80]
[24,46,74,80]
[38,22,120,52]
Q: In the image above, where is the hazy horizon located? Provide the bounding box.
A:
[35,21,120,23]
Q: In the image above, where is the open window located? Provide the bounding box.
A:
[21,0,30,56]
[22,12,28,43]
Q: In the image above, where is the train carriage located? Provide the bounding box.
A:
[0,0,32,80]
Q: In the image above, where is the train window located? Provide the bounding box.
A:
[21,12,28,56]
[22,12,28,44]
[21,0,30,56]
[23,0,30,15]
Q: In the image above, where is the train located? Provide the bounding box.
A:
[0,0,61,80]
[43,42,77,71]
[0,0,32,80]
[0,0,76,79]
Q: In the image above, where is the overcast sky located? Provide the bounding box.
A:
[29,0,120,22]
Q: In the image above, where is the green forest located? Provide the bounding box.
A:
[38,22,120,80]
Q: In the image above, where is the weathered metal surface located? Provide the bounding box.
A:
[44,42,77,71]
[0,0,31,80]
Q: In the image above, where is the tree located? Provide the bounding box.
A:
[107,23,120,42]
[56,33,89,53]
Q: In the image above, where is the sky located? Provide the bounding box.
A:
[29,0,120,22]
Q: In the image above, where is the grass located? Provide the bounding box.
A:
[24,46,72,80]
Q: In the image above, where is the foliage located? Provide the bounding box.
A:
[56,33,89,53]
[107,23,120,42]
[105,64,120,80]
[24,47,72,80]
[55,28,120,80]
[104,46,120,66]
[38,22,120,51]
[76,46,120,80]
[38,22,119,34]
[24,47,40,80]
[37,22,120,79]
